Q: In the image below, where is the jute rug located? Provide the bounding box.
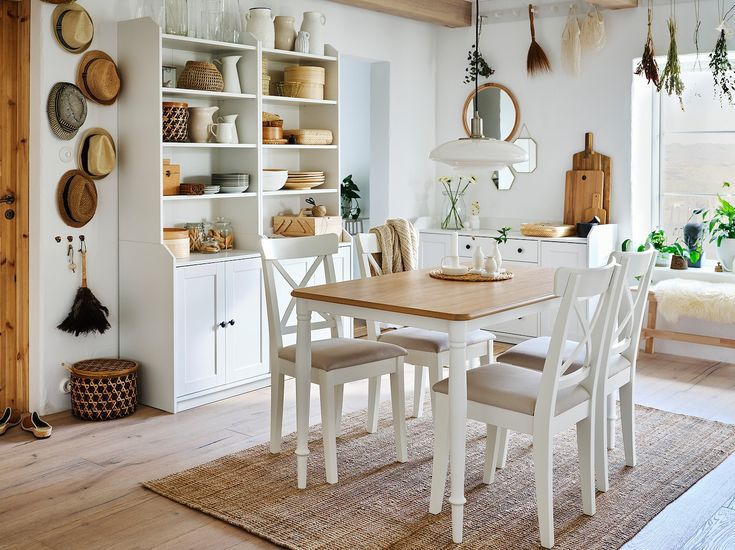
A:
[145,405,735,549]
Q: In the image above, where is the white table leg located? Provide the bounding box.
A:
[295,299,312,489]
[448,321,468,544]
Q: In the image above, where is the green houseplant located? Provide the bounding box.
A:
[705,182,735,270]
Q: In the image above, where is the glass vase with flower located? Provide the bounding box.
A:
[439,175,474,230]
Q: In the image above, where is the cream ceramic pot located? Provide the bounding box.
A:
[245,7,274,49]
[274,16,297,51]
[300,11,326,55]
[188,106,219,143]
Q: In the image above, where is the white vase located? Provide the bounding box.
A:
[716,238,735,271]
[472,244,485,271]
[214,55,241,94]
[245,7,274,48]
[494,241,503,271]
[485,256,498,274]
[294,31,310,54]
[469,214,480,230]
[274,16,297,51]
[300,11,326,55]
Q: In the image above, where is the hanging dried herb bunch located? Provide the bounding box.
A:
[464,45,495,84]
[693,0,702,69]
[659,18,685,109]
[634,6,660,88]
[710,24,735,105]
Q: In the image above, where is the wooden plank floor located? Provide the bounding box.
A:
[1,350,733,550]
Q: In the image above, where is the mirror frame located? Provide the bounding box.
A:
[462,83,521,141]
[512,137,537,173]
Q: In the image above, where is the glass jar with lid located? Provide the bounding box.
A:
[199,236,221,254]
[184,222,207,252]
[210,217,234,250]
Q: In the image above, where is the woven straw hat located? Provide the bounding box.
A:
[77,128,116,180]
[52,3,94,54]
[76,50,121,105]
[47,82,88,140]
[57,170,98,228]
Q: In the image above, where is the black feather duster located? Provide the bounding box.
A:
[58,247,110,337]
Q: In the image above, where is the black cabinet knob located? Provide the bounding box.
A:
[229,319,235,326]
[465,244,471,250]
[219,321,227,328]
[517,248,523,254]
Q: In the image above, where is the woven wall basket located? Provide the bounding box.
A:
[177,61,224,92]
[69,358,139,421]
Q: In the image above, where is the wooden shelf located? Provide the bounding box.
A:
[263,188,338,197]
[262,144,338,150]
[261,47,337,63]
[162,88,256,101]
[262,96,337,107]
[163,192,256,201]
[162,142,257,149]
[161,33,256,54]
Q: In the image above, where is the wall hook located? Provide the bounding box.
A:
[55,236,61,243]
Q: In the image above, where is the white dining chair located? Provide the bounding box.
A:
[429,262,625,549]
[496,248,656,491]
[355,233,494,425]
[260,234,409,484]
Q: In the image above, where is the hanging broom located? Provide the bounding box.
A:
[58,238,110,337]
[527,4,551,76]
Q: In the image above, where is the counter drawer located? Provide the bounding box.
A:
[499,239,539,263]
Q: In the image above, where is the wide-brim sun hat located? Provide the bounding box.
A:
[57,170,98,228]
[52,3,94,54]
[76,50,121,105]
[77,128,116,180]
[47,82,88,140]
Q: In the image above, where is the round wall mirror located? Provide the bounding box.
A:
[463,83,520,141]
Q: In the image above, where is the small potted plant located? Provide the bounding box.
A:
[642,229,670,266]
[661,241,701,270]
[704,183,735,271]
[469,201,481,230]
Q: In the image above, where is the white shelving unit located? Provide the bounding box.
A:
[118,18,344,413]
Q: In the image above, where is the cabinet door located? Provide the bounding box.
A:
[419,232,450,268]
[485,259,539,338]
[539,242,588,337]
[175,263,226,396]
[225,258,267,384]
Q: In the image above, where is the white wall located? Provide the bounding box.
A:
[30,0,437,414]
[434,0,722,239]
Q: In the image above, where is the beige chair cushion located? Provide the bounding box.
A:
[433,363,591,416]
[279,338,407,372]
[378,327,495,354]
[497,336,631,377]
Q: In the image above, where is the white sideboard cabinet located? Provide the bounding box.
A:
[418,226,618,342]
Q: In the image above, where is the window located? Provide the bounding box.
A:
[654,61,735,259]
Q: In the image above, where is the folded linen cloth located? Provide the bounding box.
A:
[369,218,419,274]
[652,278,735,324]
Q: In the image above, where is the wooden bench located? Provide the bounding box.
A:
[642,290,735,353]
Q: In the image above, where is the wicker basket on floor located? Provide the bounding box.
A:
[69,358,139,421]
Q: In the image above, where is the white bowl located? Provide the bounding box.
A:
[440,265,469,276]
[262,169,288,191]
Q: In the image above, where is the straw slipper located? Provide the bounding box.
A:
[21,412,53,439]
[0,407,22,435]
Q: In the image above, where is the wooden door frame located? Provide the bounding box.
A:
[0,0,30,412]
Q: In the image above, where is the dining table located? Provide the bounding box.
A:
[291,263,558,543]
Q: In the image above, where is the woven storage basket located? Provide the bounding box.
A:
[69,359,139,421]
[262,75,271,96]
[283,129,333,145]
[162,102,189,142]
[520,223,576,238]
[177,61,224,92]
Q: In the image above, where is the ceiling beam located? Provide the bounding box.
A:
[327,0,472,28]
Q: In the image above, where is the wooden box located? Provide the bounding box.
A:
[163,159,181,196]
[273,212,343,238]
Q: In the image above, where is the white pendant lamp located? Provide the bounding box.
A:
[430,0,527,171]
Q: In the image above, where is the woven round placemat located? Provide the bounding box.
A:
[429,269,514,282]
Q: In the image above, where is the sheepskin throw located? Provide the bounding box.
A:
[652,278,735,324]
[369,218,419,274]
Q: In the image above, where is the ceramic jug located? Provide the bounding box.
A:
[294,31,310,54]
[209,122,236,144]
[274,16,297,51]
[245,7,274,49]
[188,106,219,143]
[300,11,326,55]
[214,55,242,94]
[217,114,239,143]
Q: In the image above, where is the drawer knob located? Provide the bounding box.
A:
[219,321,227,328]
[517,248,523,254]
[465,244,471,250]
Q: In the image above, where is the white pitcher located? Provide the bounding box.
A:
[245,7,274,49]
[209,122,237,144]
[217,114,239,144]
[300,11,326,55]
[214,55,242,94]
[294,31,310,54]
[188,106,219,143]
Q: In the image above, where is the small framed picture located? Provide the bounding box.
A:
[162,66,177,88]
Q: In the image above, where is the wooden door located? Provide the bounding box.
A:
[225,258,267,384]
[0,0,30,412]
[175,263,227,396]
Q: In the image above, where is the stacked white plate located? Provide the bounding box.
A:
[212,173,250,194]
[285,171,325,190]
[203,185,221,194]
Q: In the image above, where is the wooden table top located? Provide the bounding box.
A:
[292,264,557,321]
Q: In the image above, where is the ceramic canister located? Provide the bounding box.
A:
[300,11,326,55]
[274,16,297,51]
[246,7,275,49]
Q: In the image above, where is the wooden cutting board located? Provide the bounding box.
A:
[564,169,605,225]
[572,132,611,222]
[583,192,607,224]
